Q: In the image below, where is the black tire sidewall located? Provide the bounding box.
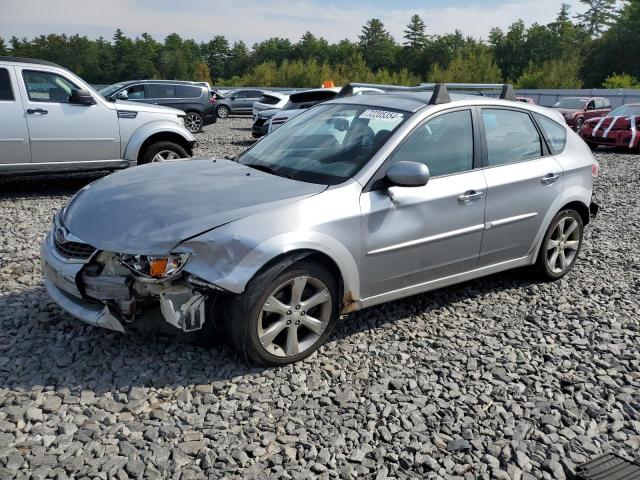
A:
[226,260,338,366]
[140,141,188,165]
[536,209,584,280]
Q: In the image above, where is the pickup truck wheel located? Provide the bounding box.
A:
[535,209,584,280]
[184,112,203,133]
[217,105,230,118]
[224,260,338,366]
[140,141,188,165]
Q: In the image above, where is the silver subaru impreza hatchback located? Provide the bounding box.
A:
[41,83,599,365]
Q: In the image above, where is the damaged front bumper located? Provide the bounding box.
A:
[40,230,217,334]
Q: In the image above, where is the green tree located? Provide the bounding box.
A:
[516,57,583,88]
[252,38,294,65]
[576,0,618,36]
[358,18,397,70]
[202,35,230,79]
[0,37,7,55]
[428,49,502,83]
[192,60,212,84]
[159,33,189,79]
[227,41,251,79]
[602,73,640,88]
[294,32,330,62]
[403,14,428,49]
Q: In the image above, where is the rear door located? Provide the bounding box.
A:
[0,65,31,164]
[18,67,120,163]
[479,107,564,266]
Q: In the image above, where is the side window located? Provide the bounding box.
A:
[248,90,262,99]
[126,85,145,100]
[603,99,611,108]
[175,85,202,98]
[234,90,249,99]
[147,84,176,99]
[594,99,604,109]
[482,109,542,166]
[586,100,595,111]
[534,113,567,155]
[22,70,78,103]
[389,110,474,177]
[0,68,14,100]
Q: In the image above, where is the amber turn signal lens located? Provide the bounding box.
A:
[149,258,169,277]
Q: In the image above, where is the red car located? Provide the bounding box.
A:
[580,103,640,151]
[553,97,612,130]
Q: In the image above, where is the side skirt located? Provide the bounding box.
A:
[359,255,533,310]
[0,159,133,174]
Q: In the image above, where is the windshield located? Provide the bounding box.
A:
[553,98,588,109]
[239,104,407,185]
[608,105,640,117]
[99,83,127,99]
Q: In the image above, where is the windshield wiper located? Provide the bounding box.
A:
[244,163,293,179]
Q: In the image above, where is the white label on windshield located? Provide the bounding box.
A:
[359,109,404,121]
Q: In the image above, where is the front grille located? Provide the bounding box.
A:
[54,238,97,259]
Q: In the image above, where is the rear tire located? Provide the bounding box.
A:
[224,260,338,366]
[534,209,584,280]
[217,105,230,118]
[575,118,584,131]
[139,141,188,165]
[184,112,203,133]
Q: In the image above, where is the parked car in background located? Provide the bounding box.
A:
[517,96,535,104]
[252,91,289,117]
[0,57,194,173]
[214,89,264,118]
[99,80,216,134]
[252,109,279,138]
[41,82,598,365]
[579,103,640,151]
[552,97,611,130]
[268,86,385,134]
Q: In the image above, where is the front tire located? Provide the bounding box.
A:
[575,118,584,131]
[224,260,338,366]
[139,141,189,165]
[535,209,584,280]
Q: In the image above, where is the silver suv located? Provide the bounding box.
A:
[41,83,598,365]
[0,57,195,173]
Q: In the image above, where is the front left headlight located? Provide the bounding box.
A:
[120,253,190,280]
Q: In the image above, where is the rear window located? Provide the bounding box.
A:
[175,85,202,98]
[259,95,280,105]
[0,68,13,100]
[534,113,567,155]
[148,84,176,99]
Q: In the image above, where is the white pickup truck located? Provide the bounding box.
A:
[0,56,195,174]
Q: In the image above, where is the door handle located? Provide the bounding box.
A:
[26,108,48,115]
[458,190,485,205]
[541,173,560,185]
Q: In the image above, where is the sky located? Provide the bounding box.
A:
[1,0,584,45]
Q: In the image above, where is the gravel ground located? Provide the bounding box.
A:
[0,118,639,479]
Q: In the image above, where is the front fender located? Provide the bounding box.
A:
[178,230,362,308]
[123,121,195,162]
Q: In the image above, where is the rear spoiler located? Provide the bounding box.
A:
[337,82,517,104]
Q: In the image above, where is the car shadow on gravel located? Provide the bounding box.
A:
[0,267,540,393]
[0,172,107,199]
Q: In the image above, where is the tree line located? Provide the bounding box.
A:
[1,0,639,89]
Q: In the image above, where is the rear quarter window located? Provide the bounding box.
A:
[148,84,176,99]
[533,113,567,155]
[0,68,14,100]
[259,95,280,105]
[175,85,202,99]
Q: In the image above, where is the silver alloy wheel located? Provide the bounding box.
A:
[152,150,182,162]
[185,113,202,133]
[546,216,580,273]
[257,275,332,358]
[217,106,229,118]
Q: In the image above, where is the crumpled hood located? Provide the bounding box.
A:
[63,159,326,254]
[114,100,183,116]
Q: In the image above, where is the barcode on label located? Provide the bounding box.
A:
[360,109,404,121]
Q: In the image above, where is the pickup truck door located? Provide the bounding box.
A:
[17,66,120,163]
[0,66,31,164]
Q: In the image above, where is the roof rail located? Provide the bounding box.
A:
[337,82,517,103]
[0,56,62,68]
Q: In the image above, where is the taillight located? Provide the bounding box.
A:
[592,161,599,177]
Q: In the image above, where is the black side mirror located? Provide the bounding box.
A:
[70,89,96,105]
[386,161,430,187]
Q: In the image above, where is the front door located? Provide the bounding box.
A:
[360,108,487,298]
[18,67,120,163]
[0,66,31,164]
[479,108,564,266]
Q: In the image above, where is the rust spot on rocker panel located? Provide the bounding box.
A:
[340,291,359,314]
